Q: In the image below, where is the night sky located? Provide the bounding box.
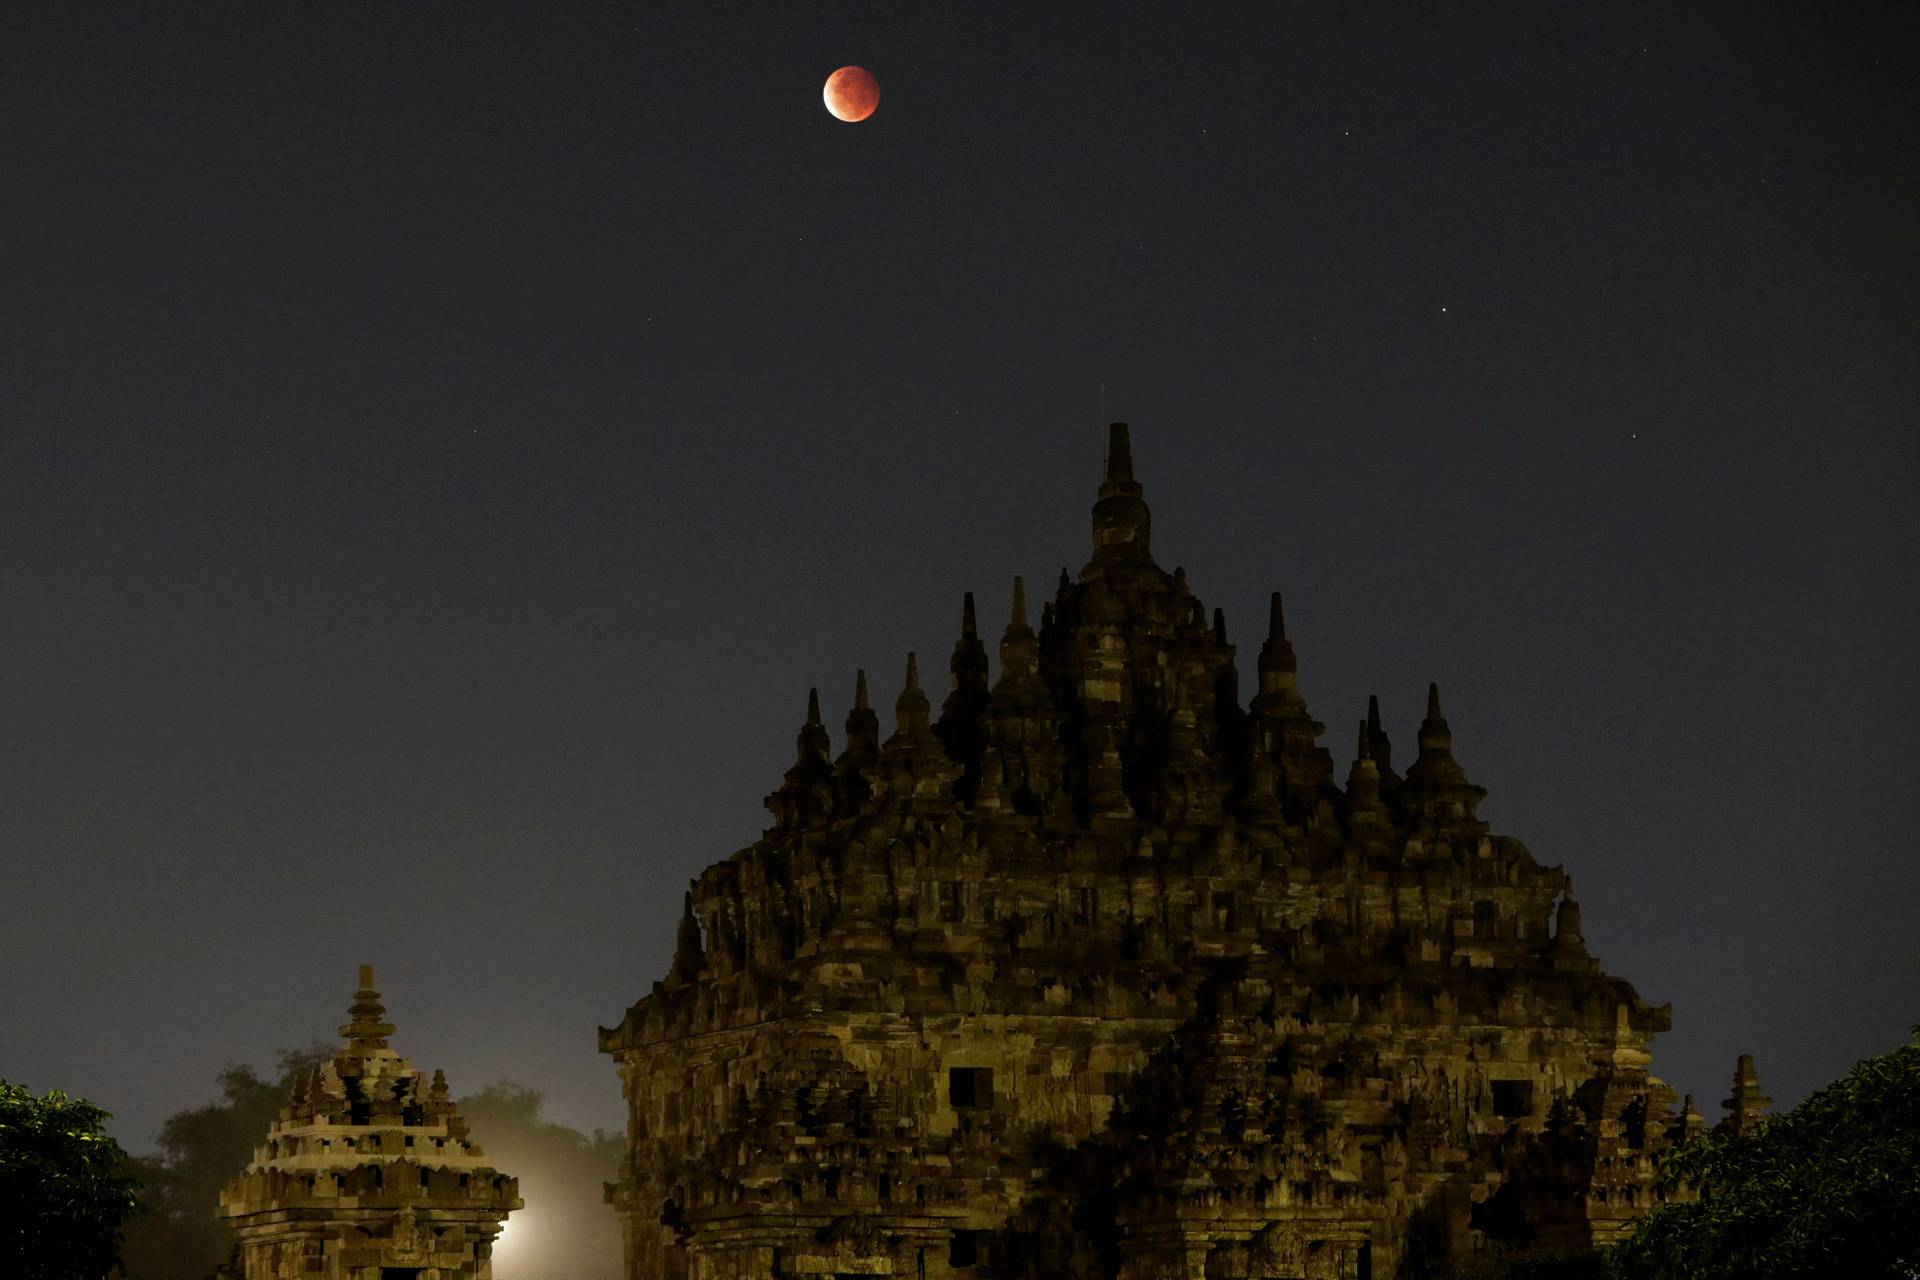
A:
[2,4,1915,1152]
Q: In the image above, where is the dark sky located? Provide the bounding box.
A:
[2,3,1914,1150]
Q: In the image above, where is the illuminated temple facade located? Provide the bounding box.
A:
[219,968,521,1280]
[600,426,1705,1280]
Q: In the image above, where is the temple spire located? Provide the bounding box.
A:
[1359,690,1405,790]
[1246,589,1330,817]
[1103,420,1135,486]
[1405,681,1486,819]
[834,668,883,808]
[794,688,831,765]
[1090,422,1152,563]
[1345,716,1388,833]
[671,892,706,983]
[1717,1055,1773,1137]
[880,652,961,810]
[946,592,990,696]
[1552,881,1589,966]
[339,964,395,1053]
[839,670,879,765]
[767,688,833,827]
[939,592,992,784]
[1256,592,1301,697]
[894,654,930,736]
[996,575,1041,684]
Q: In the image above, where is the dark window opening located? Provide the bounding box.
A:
[937,882,964,924]
[1213,892,1237,930]
[1073,887,1094,926]
[348,1101,370,1125]
[949,1067,992,1109]
[383,1271,423,1280]
[1474,899,1497,934]
[1491,1080,1533,1118]
[949,1230,979,1268]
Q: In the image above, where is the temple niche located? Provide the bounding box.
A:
[219,967,521,1280]
[599,426,1720,1279]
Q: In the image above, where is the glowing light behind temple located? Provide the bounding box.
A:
[490,1211,531,1276]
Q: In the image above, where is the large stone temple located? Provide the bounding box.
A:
[600,426,1700,1280]
[219,967,522,1280]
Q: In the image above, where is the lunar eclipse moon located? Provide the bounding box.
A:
[823,66,880,122]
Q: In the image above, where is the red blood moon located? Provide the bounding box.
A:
[823,66,880,122]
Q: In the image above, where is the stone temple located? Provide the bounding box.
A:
[219,967,521,1279]
[599,426,1703,1279]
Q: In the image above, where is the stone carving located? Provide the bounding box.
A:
[600,427,1754,1279]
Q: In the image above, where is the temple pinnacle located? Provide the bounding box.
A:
[1406,678,1483,816]
[339,964,396,1051]
[1103,421,1134,486]
[996,576,1042,689]
[672,891,706,982]
[1091,422,1151,561]
[1718,1054,1773,1136]
[948,592,990,696]
[892,653,933,737]
[1256,591,1300,694]
[837,669,882,777]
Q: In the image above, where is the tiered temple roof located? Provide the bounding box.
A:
[219,967,520,1280]
[601,426,1737,1280]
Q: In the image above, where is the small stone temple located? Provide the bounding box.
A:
[600,426,1730,1279]
[219,967,521,1280]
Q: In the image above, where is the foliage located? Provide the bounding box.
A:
[118,1044,330,1280]
[1609,1031,1920,1280]
[0,1079,143,1280]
